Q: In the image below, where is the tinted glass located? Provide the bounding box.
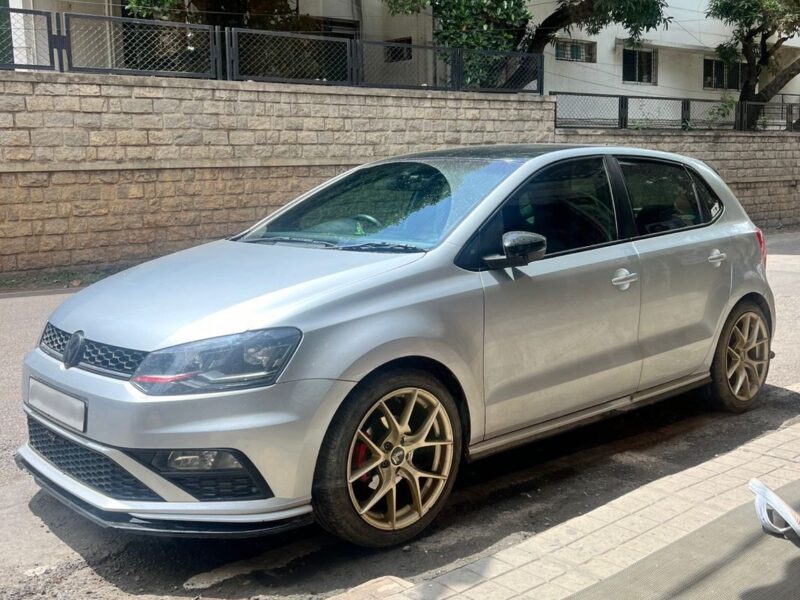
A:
[241,159,521,251]
[619,159,702,235]
[689,170,723,222]
[623,49,636,82]
[480,157,617,256]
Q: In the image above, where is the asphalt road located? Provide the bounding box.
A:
[1,232,799,600]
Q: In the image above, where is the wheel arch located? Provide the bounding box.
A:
[702,288,775,371]
[356,356,472,451]
[736,291,773,334]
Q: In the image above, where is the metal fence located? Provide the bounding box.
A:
[64,13,219,78]
[230,29,351,85]
[0,8,543,93]
[554,92,799,131]
[0,7,55,71]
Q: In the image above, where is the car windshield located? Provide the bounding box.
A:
[239,158,522,251]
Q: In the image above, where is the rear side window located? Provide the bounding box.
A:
[618,159,702,235]
[689,170,723,222]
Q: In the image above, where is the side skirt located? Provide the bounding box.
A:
[467,373,711,461]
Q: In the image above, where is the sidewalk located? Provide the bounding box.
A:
[339,384,800,600]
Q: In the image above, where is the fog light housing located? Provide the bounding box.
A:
[129,448,273,501]
[154,450,243,472]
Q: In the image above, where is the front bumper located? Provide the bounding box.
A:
[18,348,357,535]
[15,451,313,538]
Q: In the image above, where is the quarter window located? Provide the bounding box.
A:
[689,170,723,222]
[482,157,617,256]
[619,159,702,235]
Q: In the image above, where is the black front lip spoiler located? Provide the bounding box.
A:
[14,453,314,538]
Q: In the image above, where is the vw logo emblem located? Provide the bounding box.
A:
[63,331,85,369]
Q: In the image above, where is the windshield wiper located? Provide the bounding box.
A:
[339,242,426,253]
[242,236,336,247]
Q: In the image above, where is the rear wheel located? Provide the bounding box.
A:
[313,369,462,547]
[708,301,771,413]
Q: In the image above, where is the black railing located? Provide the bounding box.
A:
[554,91,799,131]
[0,7,56,71]
[64,13,220,78]
[0,8,544,94]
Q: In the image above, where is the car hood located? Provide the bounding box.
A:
[49,240,423,351]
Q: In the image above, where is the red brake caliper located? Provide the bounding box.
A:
[354,440,369,482]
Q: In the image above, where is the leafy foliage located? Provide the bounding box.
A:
[707,0,800,102]
[385,0,530,51]
[385,0,671,53]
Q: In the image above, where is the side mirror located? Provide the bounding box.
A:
[483,231,547,269]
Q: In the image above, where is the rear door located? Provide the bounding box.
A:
[613,157,732,390]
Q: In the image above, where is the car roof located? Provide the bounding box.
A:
[384,143,702,165]
[396,144,587,160]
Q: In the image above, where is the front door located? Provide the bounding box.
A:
[479,157,643,437]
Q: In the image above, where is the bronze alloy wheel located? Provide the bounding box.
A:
[725,311,770,401]
[346,387,454,531]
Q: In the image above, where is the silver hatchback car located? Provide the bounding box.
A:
[17,145,774,547]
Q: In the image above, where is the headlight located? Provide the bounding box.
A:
[131,328,301,395]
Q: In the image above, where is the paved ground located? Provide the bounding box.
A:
[1,231,798,600]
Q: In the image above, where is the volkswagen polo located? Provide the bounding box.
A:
[16,145,774,547]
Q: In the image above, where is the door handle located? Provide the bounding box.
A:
[708,249,727,266]
[611,269,639,291]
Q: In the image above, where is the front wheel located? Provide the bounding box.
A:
[708,301,771,413]
[312,369,462,547]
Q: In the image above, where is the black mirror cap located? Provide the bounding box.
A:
[482,231,547,269]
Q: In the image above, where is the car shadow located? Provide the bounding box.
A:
[28,383,800,599]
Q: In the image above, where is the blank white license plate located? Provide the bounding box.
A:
[28,378,86,432]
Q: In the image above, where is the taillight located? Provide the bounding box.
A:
[755,228,767,267]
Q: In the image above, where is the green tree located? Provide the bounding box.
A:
[707,0,800,105]
[384,0,670,54]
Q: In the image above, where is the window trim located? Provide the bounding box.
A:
[609,155,725,242]
[554,38,597,63]
[622,47,658,86]
[703,56,743,91]
[454,155,625,271]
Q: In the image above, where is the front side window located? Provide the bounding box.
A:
[623,48,657,84]
[619,159,702,235]
[479,157,617,257]
[241,159,522,251]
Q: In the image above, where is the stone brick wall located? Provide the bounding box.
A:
[0,69,798,275]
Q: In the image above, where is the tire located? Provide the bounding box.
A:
[312,368,462,547]
[708,300,771,413]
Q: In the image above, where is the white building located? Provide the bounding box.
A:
[539,0,800,99]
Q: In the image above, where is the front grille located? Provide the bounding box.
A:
[40,323,147,378]
[27,417,162,502]
[40,322,70,354]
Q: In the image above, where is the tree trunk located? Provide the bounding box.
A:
[740,54,800,130]
[755,55,800,102]
[525,5,573,55]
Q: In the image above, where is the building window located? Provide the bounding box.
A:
[555,39,596,63]
[704,58,742,90]
[384,37,413,63]
[622,48,657,84]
